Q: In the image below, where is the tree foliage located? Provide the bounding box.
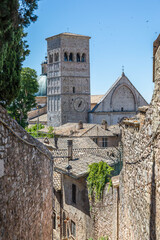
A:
[25,124,54,138]
[7,67,39,127]
[87,161,114,201]
[0,0,39,106]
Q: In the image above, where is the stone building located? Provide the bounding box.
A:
[46,33,91,127]
[39,121,121,148]
[89,72,148,125]
[0,105,53,240]
[50,139,121,240]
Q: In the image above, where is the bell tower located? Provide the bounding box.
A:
[46,33,91,127]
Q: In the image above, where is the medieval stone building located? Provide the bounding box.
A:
[46,33,91,127]
[89,72,148,125]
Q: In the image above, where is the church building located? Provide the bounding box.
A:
[40,32,148,127]
[89,72,148,125]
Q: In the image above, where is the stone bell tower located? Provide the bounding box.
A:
[46,32,91,127]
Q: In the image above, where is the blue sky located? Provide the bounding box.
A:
[23,0,160,103]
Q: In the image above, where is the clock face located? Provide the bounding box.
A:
[73,97,86,112]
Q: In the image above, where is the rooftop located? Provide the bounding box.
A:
[38,136,98,150]
[54,152,114,179]
[91,95,104,104]
[39,122,120,137]
[46,32,91,41]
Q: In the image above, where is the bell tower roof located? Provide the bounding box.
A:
[46,32,91,41]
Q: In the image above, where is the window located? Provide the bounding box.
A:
[102,138,108,148]
[54,53,59,62]
[71,221,76,237]
[81,53,86,62]
[76,53,80,62]
[73,87,75,93]
[121,107,123,111]
[57,97,60,111]
[72,184,76,203]
[69,53,73,62]
[49,54,53,63]
[53,212,56,229]
[64,52,68,61]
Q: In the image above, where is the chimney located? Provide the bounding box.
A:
[77,120,83,130]
[67,140,73,161]
[101,120,108,130]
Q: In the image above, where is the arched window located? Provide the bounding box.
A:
[76,53,80,62]
[49,54,53,63]
[69,53,73,62]
[81,53,86,62]
[54,53,59,62]
[64,52,68,61]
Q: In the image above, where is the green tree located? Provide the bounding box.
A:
[0,0,39,106]
[7,67,39,127]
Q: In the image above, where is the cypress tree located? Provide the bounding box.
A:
[0,0,39,106]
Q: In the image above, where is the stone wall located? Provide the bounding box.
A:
[90,184,115,240]
[116,37,160,240]
[0,105,53,240]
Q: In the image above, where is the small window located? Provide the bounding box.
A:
[102,138,107,148]
[49,54,53,63]
[81,53,86,62]
[76,53,80,62]
[54,53,59,62]
[53,212,56,229]
[121,107,123,111]
[69,53,73,62]
[73,87,75,93]
[64,52,68,61]
[71,221,76,237]
[72,184,76,203]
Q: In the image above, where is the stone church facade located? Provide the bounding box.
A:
[46,33,91,127]
[89,72,148,125]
